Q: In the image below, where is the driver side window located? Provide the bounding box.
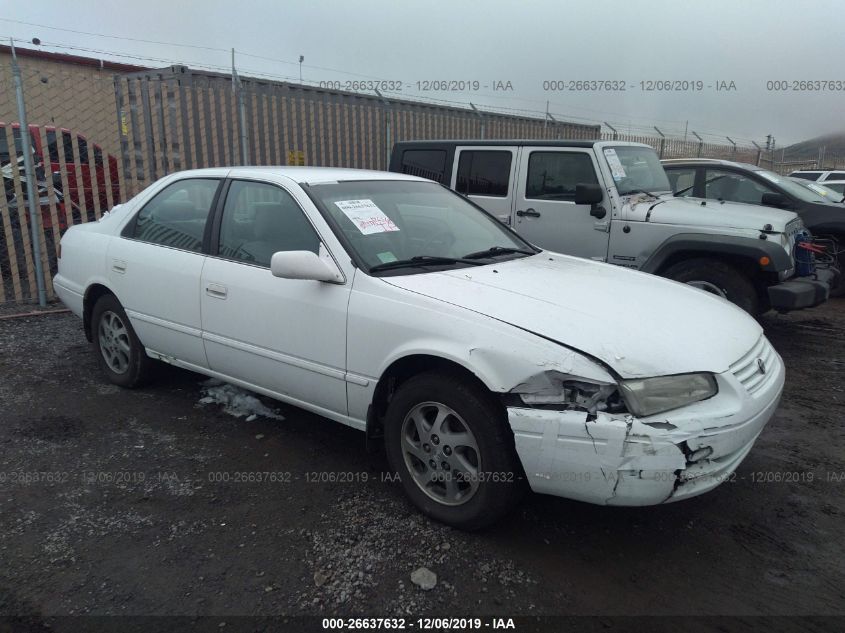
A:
[525,152,598,200]
[705,169,775,205]
[218,180,320,267]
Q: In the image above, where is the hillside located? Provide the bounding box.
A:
[783,131,845,162]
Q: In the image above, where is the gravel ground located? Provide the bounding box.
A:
[0,300,843,630]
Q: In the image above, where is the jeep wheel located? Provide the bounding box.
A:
[663,258,760,315]
[91,294,154,388]
[383,371,525,530]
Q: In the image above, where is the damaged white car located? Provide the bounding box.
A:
[54,167,784,529]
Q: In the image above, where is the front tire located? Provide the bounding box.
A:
[384,371,525,530]
[90,294,154,388]
[663,258,760,315]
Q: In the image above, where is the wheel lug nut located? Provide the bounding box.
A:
[431,435,440,445]
[429,460,437,470]
[422,443,431,453]
[441,462,450,471]
[443,446,452,455]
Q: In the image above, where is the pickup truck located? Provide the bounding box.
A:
[390,140,835,314]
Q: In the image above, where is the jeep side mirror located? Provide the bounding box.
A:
[761,192,789,208]
[575,183,603,206]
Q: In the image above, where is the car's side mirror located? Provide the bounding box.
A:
[270,250,343,282]
[574,183,604,206]
[761,192,789,208]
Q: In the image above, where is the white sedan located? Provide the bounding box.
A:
[54,167,784,529]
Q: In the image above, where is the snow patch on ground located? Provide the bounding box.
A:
[198,379,285,421]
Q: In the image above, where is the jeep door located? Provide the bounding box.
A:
[449,146,518,224]
[513,147,610,260]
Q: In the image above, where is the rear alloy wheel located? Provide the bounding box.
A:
[663,258,760,315]
[384,371,525,530]
[91,294,154,388]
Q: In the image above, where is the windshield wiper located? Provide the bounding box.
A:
[622,188,660,198]
[462,246,537,260]
[369,255,485,273]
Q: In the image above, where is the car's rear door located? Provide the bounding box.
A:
[199,175,349,417]
[108,175,224,369]
[449,146,518,224]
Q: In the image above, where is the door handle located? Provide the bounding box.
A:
[516,208,541,218]
[205,283,228,299]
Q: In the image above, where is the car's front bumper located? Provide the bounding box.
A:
[507,336,785,506]
[768,267,838,312]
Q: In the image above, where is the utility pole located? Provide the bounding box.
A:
[10,38,47,307]
[232,48,249,165]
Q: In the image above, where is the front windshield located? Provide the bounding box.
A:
[756,170,839,204]
[603,146,672,195]
[307,180,535,273]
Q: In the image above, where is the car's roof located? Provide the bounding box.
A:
[393,139,651,149]
[171,166,429,185]
[661,158,765,171]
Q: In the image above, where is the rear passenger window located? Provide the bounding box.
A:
[526,152,599,200]
[825,172,845,181]
[456,151,511,197]
[218,180,320,267]
[400,150,447,182]
[129,178,220,252]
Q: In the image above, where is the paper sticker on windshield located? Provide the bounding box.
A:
[758,172,780,183]
[334,199,400,235]
[603,148,627,181]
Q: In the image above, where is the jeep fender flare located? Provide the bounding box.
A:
[640,233,791,275]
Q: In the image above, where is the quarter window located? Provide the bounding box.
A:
[526,152,599,200]
[218,180,320,267]
[399,149,447,182]
[129,178,220,252]
[456,151,511,197]
[824,172,845,181]
[704,169,775,205]
[667,167,696,197]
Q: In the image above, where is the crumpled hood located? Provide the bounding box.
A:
[382,254,762,378]
[634,195,799,231]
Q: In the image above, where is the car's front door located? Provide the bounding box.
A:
[200,177,349,416]
[109,176,222,369]
[513,148,611,260]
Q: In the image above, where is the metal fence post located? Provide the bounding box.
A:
[470,103,485,139]
[726,136,736,156]
[751,141,762,166]
[10,39,47,307]
[232,49,249,165]
[692,131,703,157]
[653,126,665,158]
[604,122,618,140]
[375,89,392,170]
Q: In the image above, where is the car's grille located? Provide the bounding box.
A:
[729,335,778,395]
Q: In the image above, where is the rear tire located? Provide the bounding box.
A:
[90,294,154,388]
[384,370,525,530]
[663,258,760,315]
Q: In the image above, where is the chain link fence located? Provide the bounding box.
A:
[0,50,800,306]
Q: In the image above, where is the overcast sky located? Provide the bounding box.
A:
[3,0,843,146]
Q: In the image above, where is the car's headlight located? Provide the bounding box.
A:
[618,373,717,417]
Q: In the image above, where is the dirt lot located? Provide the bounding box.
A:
[0,300,843,631]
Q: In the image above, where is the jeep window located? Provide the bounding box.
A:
[667,167,696,197]
[824,172,845,181]
[526,152,598,200]
[399,150,447,182]
[456,151,511,197]
[605,146,672,195]
[705,169,775,205]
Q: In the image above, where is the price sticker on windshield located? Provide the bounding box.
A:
[603,148,627,181]
[334,199,400,235]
